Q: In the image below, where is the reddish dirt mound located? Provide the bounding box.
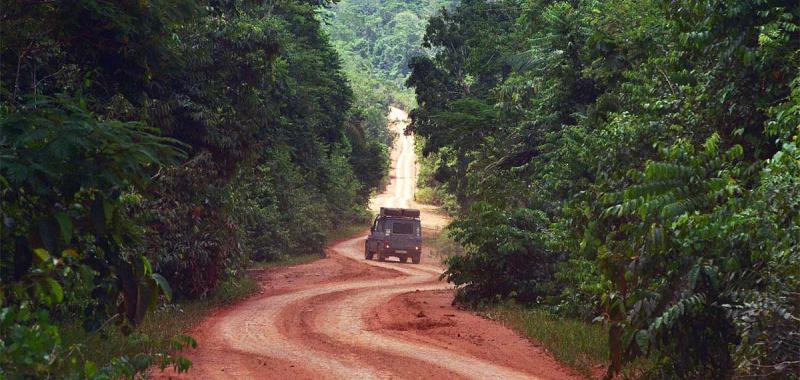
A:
[367,289,586,380]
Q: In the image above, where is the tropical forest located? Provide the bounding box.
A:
[1,0,798,379]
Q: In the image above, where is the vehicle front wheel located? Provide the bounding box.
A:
[411,255,420,264]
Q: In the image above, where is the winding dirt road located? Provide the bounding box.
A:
[157,108,583,380]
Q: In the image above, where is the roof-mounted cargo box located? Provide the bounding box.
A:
[380,207,420,218]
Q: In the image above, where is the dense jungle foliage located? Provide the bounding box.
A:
[407,0,800,378]
[0,0,388,377]
[322,0,457,145]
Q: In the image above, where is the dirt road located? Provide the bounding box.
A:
[158,108,583,380]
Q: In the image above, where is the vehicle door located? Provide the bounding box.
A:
[368,216,382,251]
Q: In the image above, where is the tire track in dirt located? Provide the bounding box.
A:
[305,236,581,380]
[278,288,458,379]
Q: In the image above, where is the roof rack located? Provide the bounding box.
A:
[380,207,420,218]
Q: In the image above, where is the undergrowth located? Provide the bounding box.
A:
[484,303,608,378]
[423,226,461,263]
[61,221,371,376]
[484,303,653,379]
[253,254,324,269]
[415,187,443,206]
[59,275,258,377]
[326,219,372,241]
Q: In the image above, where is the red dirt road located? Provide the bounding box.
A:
[155,108,583,380]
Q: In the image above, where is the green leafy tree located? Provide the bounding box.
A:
[1,97,188,378]
[408,0,800,377]
[2,0,390,376]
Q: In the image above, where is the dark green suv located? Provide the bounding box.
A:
[365,207,422,264]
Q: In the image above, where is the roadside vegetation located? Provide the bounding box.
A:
[415,136,459,214]
[420,225,460,262]
[59,275,259,378]
[486,304,609,378]
[407,0,800,378]
[62,217,369,378]
[327,220,374,242]
[1,1,389,378]
[254,219,372,269]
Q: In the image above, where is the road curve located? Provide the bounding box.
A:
[156,107,583,380]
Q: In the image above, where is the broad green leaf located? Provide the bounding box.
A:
[62,248,79,258]
[55,212,73,243]
[84,361,98,377]
[33,248,51,262]
[151,273,172,302]
[688,265,700,290]
[635,329,650,351]
[141,256,153,276]
[44,278,64,303]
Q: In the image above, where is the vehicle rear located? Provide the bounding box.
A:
[365,207,423,264]
[381,218,421,261]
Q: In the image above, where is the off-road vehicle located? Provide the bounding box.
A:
[365,207,422,264]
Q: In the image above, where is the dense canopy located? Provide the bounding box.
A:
[1,0,387,377]
[408,0,799,378]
